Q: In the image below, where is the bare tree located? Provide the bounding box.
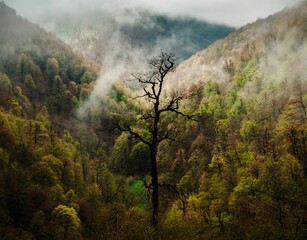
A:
[115,52,192,228]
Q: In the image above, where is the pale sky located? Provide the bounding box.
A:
[4,0,303,27]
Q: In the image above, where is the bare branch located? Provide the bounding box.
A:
[158,93,196,120]
[114,124,151,146]
[157,131,175,143]
[144,88,156,100]
[132,93,148,100]
[158,183,187,202]
[140,112,155,120]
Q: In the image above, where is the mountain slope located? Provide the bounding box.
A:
[0,1,306,239]
[173,0,307,86]
[99,2,307,238]
[0,3,107,238]
[157,2,307,238]
[0,1,100,116]
[38,9,235,63]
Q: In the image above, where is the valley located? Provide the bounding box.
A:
[0,1,306,239]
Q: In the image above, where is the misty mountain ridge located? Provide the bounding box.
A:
[0,1,99,116]
[38,7,235,64]
[0,1,15,16]
[171,0,307,91]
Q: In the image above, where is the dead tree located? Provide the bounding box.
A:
[115,52,191,228]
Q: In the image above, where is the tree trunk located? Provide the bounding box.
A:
[151,144,159,228]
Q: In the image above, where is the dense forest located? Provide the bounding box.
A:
[0,1,307,240]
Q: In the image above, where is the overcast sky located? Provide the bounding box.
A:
[4,0,303,27]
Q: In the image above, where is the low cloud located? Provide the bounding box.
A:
[5,0,302,27]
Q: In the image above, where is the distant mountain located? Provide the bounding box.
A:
[166,0,307,172]
[0,1,99,116]
[172,0,307,88]
[39,9,235,64]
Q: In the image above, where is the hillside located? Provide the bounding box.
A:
[38,9,235,63]
[0,1,306,240]
[0,1,100,116]
[155,1,307,237]
[95,1,307,238]
[172,0,307,86]
[0,3,103,239]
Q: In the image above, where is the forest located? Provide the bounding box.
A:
[38,7,235,62]
[0,1,306,239]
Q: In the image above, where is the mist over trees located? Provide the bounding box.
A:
[0,1,307,239]
[37,9,235,63]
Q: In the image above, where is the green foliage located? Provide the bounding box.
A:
[0,2,307,238]
[204,78,221,95]
[233,59,261,89]
[110,83,128,103]
[0,110,16,150]
[0,73,12,91]
[240,120,257,143]
[0,227,34,240]
[129,142,151,175]
[110,132,131,173]
[24,74,36,90]
[80,71,94,84]
[31,161,59,186]
[209,145,226,174]
[255,155,307,239]
[51,204,82,239]
[177,171,196,193]
[129,179,147,209]
[16,54,36,81]
[0,4,102,237]
[231,173,261,200]
[46,57,60,86]
[97,169,116,203]
[0,147,9,167]
[29,210,48,239]
[50,184,66,203]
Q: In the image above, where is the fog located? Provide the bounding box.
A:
[3,0,305,118]
[169,3,307,99]
[5,0,302,27]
